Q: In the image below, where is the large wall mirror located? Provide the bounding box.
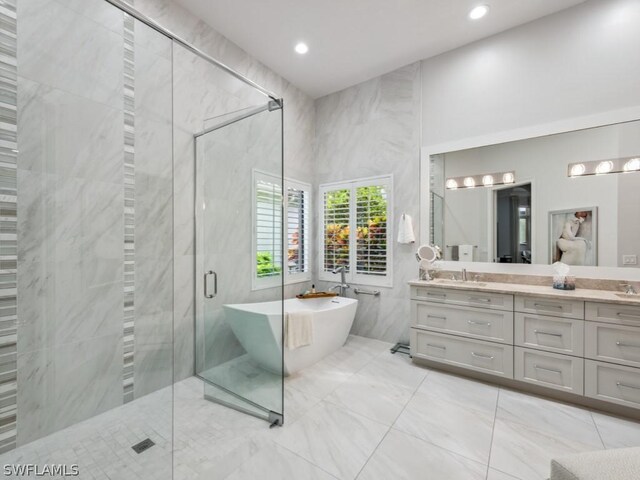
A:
[427,119,640,268]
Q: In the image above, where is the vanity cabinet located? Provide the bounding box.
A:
[410,284,640,411]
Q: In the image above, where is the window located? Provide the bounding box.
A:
[319,175,393,287]
[253,170,311,289]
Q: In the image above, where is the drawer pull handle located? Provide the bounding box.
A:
[470,297,492,303]
[471,351,494,360]
[617,312,640,319]
[426,292,447,298]
[534,330,563,337]
[616,382,640,390]
[534,303,563,309]
[534,364,562,374]
[468,320,491,326]
[426,343,446,350]
[616,341,640,348]
[427,315,447,321]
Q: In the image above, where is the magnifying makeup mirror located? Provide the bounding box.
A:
[416,245,439,280]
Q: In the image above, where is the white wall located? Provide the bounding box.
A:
[421,0,640,147]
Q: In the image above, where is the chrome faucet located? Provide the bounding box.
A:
[330,266,350,297]
[461,268,467,282]
[620,283,638,295]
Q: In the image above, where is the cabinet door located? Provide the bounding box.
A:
[412,301,513,344]
[514,312,583,356]
[514,347,583,394]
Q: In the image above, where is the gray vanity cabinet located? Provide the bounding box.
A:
[410,285,640,410]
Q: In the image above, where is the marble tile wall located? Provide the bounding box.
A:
[314,63,422,344]
[15,0,127,446]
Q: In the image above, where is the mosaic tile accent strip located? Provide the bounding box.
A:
[123,7,136,404]
[0,0,17,454]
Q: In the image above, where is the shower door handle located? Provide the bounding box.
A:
[204,270,217,298]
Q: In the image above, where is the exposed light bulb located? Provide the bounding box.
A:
[482,175,494,186]
[570,164,586,177]
[445,179,458,189]
[624,158,640,172]
[463,177,476,188]
[595,160,613,174]
[469,5,489,20]
[294,42,309,54]
[502,172,515,184]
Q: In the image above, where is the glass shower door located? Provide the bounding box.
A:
[194,101,284,424]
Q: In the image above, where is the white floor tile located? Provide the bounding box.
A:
[274,401,389,480]
[357,351,428,390]
[489,418,603,480]
[394,390,495,464]
[357,428,486,480]
[591,412,640,449]
[497,389,603,449]
[325,373,414,426]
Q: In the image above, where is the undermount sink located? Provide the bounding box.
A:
[432,279,488,287]
[616,293,639,299]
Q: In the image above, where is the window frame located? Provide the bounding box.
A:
[252,169,312,291]
[318,175,394,288]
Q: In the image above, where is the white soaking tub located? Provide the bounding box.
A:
[223,296,358,375]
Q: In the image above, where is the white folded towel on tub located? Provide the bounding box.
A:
[285,310,313,349]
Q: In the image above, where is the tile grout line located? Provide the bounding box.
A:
[589,411,607,449]
[484,388,501,480]
[352,365,433,479]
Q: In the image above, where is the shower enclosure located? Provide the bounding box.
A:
[0,0,284,476]
[194,101,285,425]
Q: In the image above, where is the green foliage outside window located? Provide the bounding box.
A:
[256,251,282,278]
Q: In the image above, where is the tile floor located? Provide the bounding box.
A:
[2,335,640,480]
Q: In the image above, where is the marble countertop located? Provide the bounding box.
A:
[408,278,640,306]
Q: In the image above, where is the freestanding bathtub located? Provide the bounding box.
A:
[223,296,358,375]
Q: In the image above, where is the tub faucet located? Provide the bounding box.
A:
[330,266,350,297]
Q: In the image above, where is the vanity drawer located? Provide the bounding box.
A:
[585,360,640,409]
[514,312,583,356]
[411,329,513,378]
[585,302,640,326]
[585,321,640,368]
[514,296,584,319]
[412,302,513,344]
[514,347,583,394]
[410,286,513,311]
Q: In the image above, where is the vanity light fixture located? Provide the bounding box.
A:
[567,156,640,177]
[469,5,490,20]
[445,179,458,190]
[294,42,309,54]
[445,171,515,190]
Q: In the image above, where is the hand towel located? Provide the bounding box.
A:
[397,214,416,244]
[459,244,475,261]
[285,310,313,349]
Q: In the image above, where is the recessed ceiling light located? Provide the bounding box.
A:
[294,42,309,55]
[469,5,490,20]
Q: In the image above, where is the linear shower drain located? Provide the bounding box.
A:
[132,438,155,454]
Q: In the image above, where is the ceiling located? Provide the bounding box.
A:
[173,0,587,98]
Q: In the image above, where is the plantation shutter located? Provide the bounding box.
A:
[322,188,351,273]
[319,176,393,287]
[355,185,388,276]
[255,173,282,281]
[287,184,310,275]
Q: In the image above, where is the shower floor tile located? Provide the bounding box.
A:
[2,335,639,480]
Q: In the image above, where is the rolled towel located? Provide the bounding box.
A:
[397,214,416,244]
[285,310,313,349]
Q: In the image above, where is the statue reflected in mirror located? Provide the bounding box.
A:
[550,208,597,266]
